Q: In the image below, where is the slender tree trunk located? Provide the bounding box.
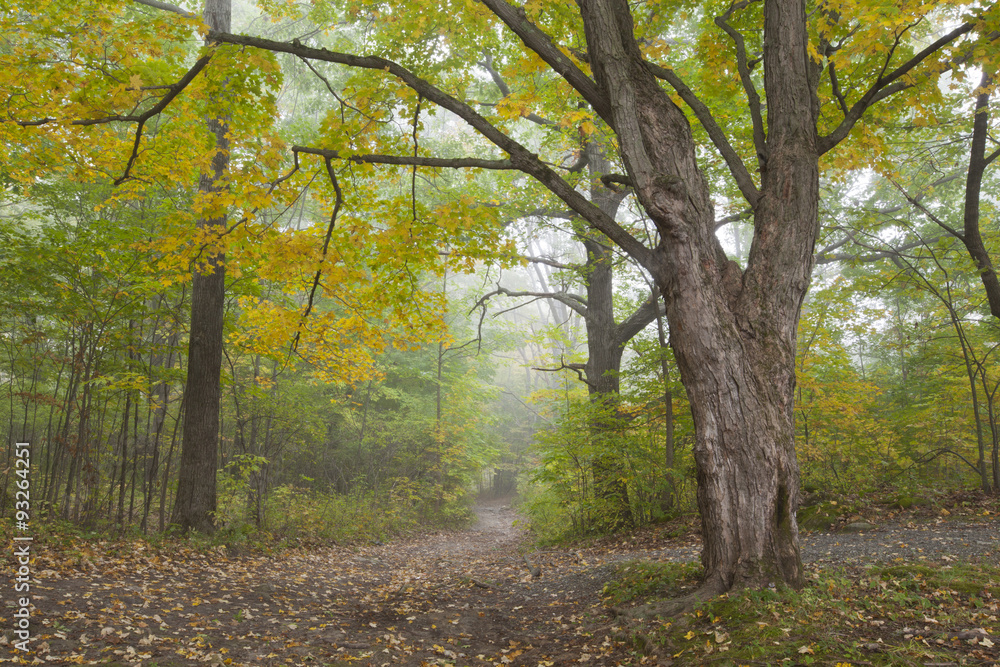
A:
[117,386,132,527]
[171,0,231,533]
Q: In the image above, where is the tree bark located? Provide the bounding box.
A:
[171,0,230,533]
[576,0,813,591]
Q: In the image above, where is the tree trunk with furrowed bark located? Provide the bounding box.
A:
[576,0,816,592]
[171,0,231,534]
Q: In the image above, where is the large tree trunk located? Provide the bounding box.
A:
[578,0,815,592]
[171,0,231,534]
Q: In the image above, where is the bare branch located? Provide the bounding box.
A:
[477,285,589,318]
[523,255,575,270]
[533,358,593,388]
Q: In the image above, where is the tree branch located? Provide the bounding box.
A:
[477,285,589,318]
[714,0,767,169]
[985,146,1000,168]
[10,52,214,186]
[888,177,965,240]
[478,51,557,126]
[615,291,665,346]
[131,0,196,18]
[532,358,593,388]
[296,157,343,350]
[828,62,848,115]
[476,0,614,127]
[646,61,760,206]
[207,30,655,268]
[814,230,947,265]
[523,255,575,270]
[292,145,517,171]
[599,173,633,192]
[113,53,215,184]
[817,21,977,154]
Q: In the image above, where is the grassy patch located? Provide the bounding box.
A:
[605,560,1000,665]
[603,561,704,606]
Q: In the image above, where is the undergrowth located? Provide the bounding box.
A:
[605,559,1000,665]
[1,483,475,558]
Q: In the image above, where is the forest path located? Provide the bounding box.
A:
[5,500,1000,666]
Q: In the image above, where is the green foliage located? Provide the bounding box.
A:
[523,394,693,542]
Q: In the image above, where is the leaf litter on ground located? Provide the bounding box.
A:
[0,491,997,666]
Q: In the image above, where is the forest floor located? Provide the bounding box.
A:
[0,494,998,666]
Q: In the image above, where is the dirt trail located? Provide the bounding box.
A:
[4,501,999,666]
[3,500,643,666]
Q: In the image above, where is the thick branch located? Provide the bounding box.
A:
[615,292,665,346]
[207,30,655,268]
[714,208,752,231]
[985,146,1000,168]
[523,255,575,270]
[962,71,1000,319]
[599,173,633,192]
[647,62,760,206]
[476,0,614,127]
